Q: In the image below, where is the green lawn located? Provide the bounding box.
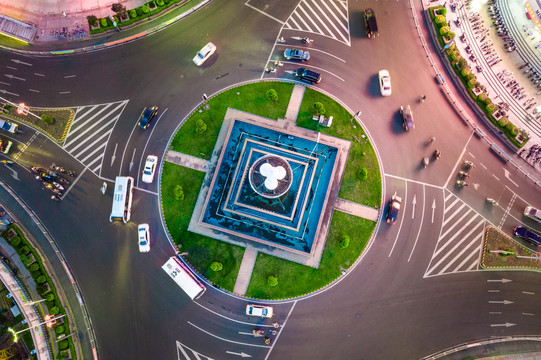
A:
[296,88,382,207]
[170,81,294,160]
[245,211,376,299]
[161,162,244,290]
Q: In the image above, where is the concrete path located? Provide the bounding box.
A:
[284,84,306,122]
[165,150,209,172]
[233,246,258,296]
[334,198,380,222]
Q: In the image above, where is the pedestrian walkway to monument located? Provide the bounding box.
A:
[165,150,209,172]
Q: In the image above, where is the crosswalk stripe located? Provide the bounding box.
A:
[442,202,467,227]
[437,214,479,254]
[298,6,324,34]
[77,134,109,162]
[444,191,454,202]
[311,0,347,43]
[467,253,481,271]
[71,105,98,126]
[437,221,484,274]
[67,116,117,155]
[452,227,485,272]
[64,104,123,149]
[87,156,102,173]
[325,0,348,29]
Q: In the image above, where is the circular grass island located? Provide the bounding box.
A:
[160,81,382,300]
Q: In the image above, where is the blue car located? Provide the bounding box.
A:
[284,49,310,61]
[138,106,158,130]
[513,226,541,246]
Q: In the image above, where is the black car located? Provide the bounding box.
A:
[138,106,159,129]
[513,226,541,246]
[364,8,379,38]
[386,193,402,224]
[295,68,321,84]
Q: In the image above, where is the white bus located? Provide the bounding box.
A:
[109,176,134,223]
[162,256,206,300]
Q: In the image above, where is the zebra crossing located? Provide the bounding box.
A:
[424,190,487,277]
[61,100,129,176]
[176,341,214,360]
[284,0,350,45]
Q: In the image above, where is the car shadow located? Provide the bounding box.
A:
[369,75,380,97]
[350,12,366,38]
[199,53,219,68]
[391,110,405,134]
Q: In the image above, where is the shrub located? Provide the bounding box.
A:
[267,275,278,287]
[467,79,477,88]
[10,236,21,247]
[46,293,55,302]
[111,3,126,13]
[311,102,325,115]
[461,67,471,77]
[483,97,492,105]
[511,126,519,136]
[136,7,143,16]
[20,246,30,255]
[157,0,165,5]
[58,339,68,350]
[54,325,65,335]
[37,275,47,284]
[100,18,108,27]
[477,93,488,102]
[359,168,368,180]
[445,32,455,41]
[87,15,98,26]
[457,58,468,70]
[41,114,54,125]
[210,262,223,272]
[195,119,207,134]
[439,26,449,35]
[435,15,445,26]
[505,122,515,133]
[142,5,150,13]
[265,89,278,102]
[29,263,39,272]
[486,103,497,113]
[129,9,137,18]
[339,235,350,249]
[498,117,509,127]
[37,285,48,296]
[174,185,184,201]
[50,306,60,315]
[3,104,12,111]
[437,8,447,16]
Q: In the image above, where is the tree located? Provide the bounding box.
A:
[210,262,223,272]
[174,185,184,201]
[267,275,278,287]
[311,102,325,116]
[111,3,127,13]
[339,235,350,249]
[359,168,368,180]
[265,89,278,102]
[87,15,98,26]
[41,114,54,125]
[195,119,207,134]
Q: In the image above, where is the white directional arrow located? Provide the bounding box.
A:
[490,323,516,327]
[0,89,19,97]
[503,169,519,187]
[226,351,252,357]
[3,164,19,180]
[487,279,512,283]
[11,59,32,66]
[4,74,25,81]
[431,199,436,223]
[129,148,136,171]
[110,143,118,166]
[411,194,416,219]
[489,300,514,305]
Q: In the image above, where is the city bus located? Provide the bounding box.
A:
[109,176,134,223]
[162,256,206,300]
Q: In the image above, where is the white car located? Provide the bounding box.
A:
[246,304,273,318]
[138,223,150,253]
[193,42,216,66]
[142,155,158,184]
[378,69,392,96]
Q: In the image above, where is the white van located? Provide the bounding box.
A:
[0,119,18,134]
[524,206,541,223]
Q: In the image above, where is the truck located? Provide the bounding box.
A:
[364,8,379,38]
[0,119,18,134]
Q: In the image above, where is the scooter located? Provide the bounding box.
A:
[456,180,468,188]
[253,329,265,337]
[486,198,497,205]
[458,171,470,178]
[464,160,474,170]
[51,195,61,201]
[433,150,441,160]
[301,37,312,44]
[422,157,429,168]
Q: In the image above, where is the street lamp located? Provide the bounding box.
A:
[202,94,210,110]
[8,314,65,342]
[350,110,362,122]
[24,298,47,306]
[0,96,41,120]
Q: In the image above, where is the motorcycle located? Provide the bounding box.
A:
[464,160,474,170]
[456,180,468,188]
[458,171,470,178]
[253,329,265,337]
[433,150,441,159]
[59,177,71,185]
[52,182,64,191]
[50,195,61,201]
[52,188,63,196]
[486,198,497,205]
[422,157,429,168]
[67,170,76,177]
[301,37,312,44]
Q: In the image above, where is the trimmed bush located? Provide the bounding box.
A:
[339,235,350,249]
[435,15,445,26]
[46,293,55,302]
[87,15,98,26]
[437,8,447,16]
[439,26,449,35]
[142,5,150,14]
[37,284,48,296]
[265,89,278,102]
[210,262,223,272]
[511,126,519,136]
[498,117,509,127]
[311,102,325,115]
[129,9,137,18]
[477,93,488,102]
[157,0,165,6]
[174,185,184,201]
[445,32,455,41]
[136,7,143,16]
[50,306,60,315]
[41,114,54,125]
[100,18,108,27]
[505,122,515,133]
[20,246,30,255]
[37,275,47,284]
[267,275,278,287]
[195,119,207,134]
[359,168,368,180]
[461,67,471,77]
[10,236,21,247]
[457,58,467,70]
[29,263,40,272]
[54,325,65,335]
[467,79,477,88]
[58,339,68,351]
[486,103,497,113]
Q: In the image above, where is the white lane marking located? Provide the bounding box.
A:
[503,169,519,188]
[136,108,167,188]
[58,91,71,94]
[264,300,296,360]
[187,321,270,348]
[284,63,345,82]
[480,162,487,169]
[444,132,474,189]
[492,174,500,181]
[64,75,76,78]
[385,173,443,189]
[29,89,39,93]
[522,291,535,295]
[34,73,45,77]
[431,198,436,223]
[275,44,346,62]
[488,290,500,293]
[488,300,513,305]
[243,1,285,24]
[408,186,425,262]
[411,194,417,219]
[0,89,19,96]
[0,81,10,86]
[522,313,535,316]
[192,299,279,327]
[6,66,17,70]
[489,312,502,314]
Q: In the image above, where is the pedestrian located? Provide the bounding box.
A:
[62,11,67,17]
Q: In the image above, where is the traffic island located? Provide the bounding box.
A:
[161,81,382,299]
[481,226,541,269]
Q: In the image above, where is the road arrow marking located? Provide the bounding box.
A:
[11,59,32,66]
[129,148,136,171]
[412,194,416,219]
[487,279,512,283]
[4,74,25,81]
[226,351,252,358]
[489,300,514,305]
[111,143,118,166]
[3,164,19,180]
[0,89,19,97]
[431,199,436,223]
[490,323,515,327]
[503,169,519,187]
